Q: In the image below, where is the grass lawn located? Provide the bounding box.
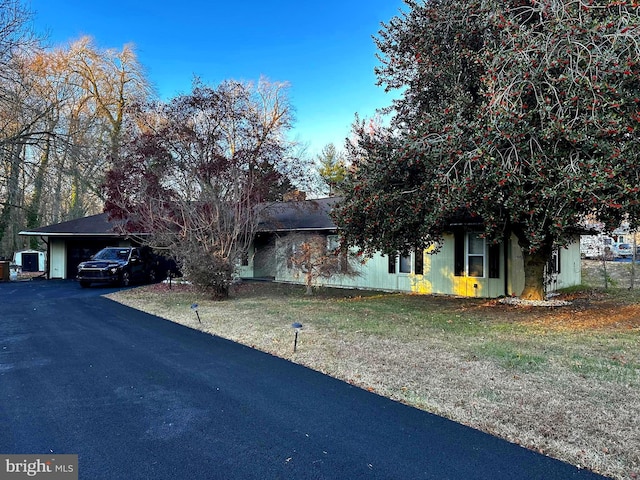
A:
[108,261,640,480]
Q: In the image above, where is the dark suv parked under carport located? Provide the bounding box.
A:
[77,246,162,288]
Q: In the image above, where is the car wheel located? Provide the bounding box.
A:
[120,271,131,287]
[79,280,91,288]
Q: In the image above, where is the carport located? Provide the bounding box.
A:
[19,213,147,279]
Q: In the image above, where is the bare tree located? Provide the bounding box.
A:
[49,37,150,219]
[0,30,152,256]
[0,0,40,255]
[0,0,155,258]
[283,232,361,295]
[104,78,305,298]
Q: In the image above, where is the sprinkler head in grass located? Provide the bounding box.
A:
[191,303,201,323]
[291,322,303,352]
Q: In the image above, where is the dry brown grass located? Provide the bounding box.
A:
[107,262,640,480]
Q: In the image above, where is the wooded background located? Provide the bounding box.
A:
[0,0,149,258]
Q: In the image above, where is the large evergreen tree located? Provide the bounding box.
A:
[335,0,640,300]
[317,143,347,196]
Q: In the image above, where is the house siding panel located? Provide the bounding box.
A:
[549,238,581,291]
[260,231,581,298]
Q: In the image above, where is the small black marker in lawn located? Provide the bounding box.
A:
[191,303,201,323]
[291,322,303,352]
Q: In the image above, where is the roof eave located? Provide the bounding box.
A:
[257,227,337,233]
[18,231,148,237]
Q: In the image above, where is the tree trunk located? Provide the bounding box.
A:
[26,136,51,249]
[305,266,313,295]
[0,143,23,255]
[520,248,549,300]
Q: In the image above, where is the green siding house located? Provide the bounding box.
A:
[21,198,582,297]
[239,197,582,298]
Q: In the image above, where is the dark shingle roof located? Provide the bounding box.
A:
[19,213,126,236]
[20,197,341,237]
[257,197,339,232]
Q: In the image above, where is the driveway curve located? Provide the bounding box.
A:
[0,281,608,479]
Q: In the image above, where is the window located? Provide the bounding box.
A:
[388,255,396,274]
[467,233,485,277]
[547,249,561,275]
[399,254,412,273]
[454,231,500,279]
[327,235,349,273]
[414,250,424,275]
[388,250,424,275]
[326,235,340,253]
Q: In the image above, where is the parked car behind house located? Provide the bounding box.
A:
[613,243,633,258]
[77,246,162,288]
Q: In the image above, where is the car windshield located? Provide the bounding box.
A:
[619,244,631,249]
[92,248,130,261]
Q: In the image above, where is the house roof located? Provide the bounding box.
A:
[19,198,341,238]
[19,213,134,237]
[257,197,339,232]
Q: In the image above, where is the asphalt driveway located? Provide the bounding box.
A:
[0,281,609,479]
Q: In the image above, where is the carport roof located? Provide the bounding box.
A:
[19,213,143,237]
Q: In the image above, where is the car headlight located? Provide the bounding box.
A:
[109,267,119,274]
[78,263,85,270]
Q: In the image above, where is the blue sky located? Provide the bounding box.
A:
[28,0,406,157]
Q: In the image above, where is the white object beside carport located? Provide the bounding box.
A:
[12,250,46,272]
